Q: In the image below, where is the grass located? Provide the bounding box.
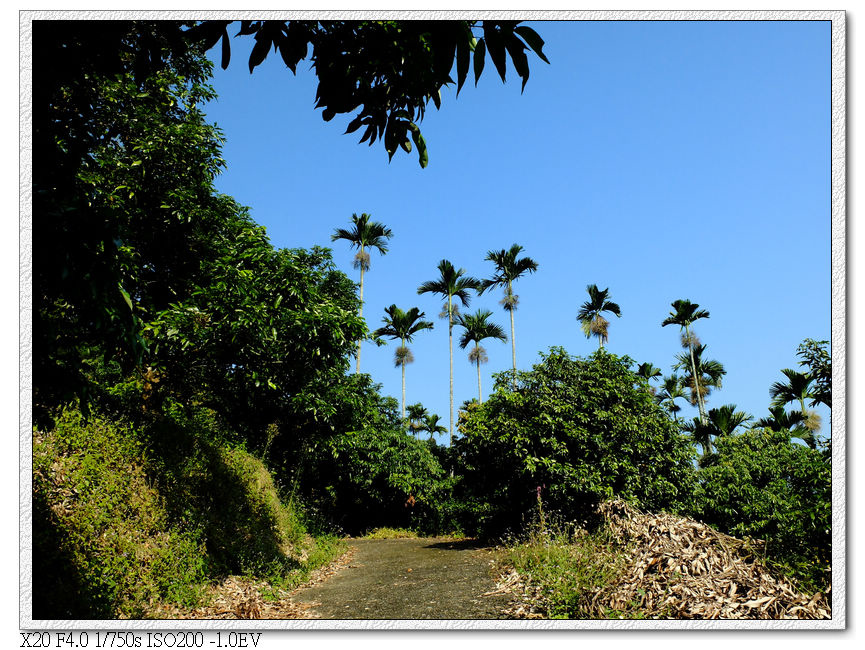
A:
[501,521,626,619]
[363,527,420,539]
[32,404,347,619]
[362,527,469,540]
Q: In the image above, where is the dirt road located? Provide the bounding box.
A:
[290,537,515,619]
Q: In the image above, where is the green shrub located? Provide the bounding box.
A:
[32,403,338,618]
[693,428,831,592]
[33,408,207,618]
[456,347,697,537]
[279,374,452,536]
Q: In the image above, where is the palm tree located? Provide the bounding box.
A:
[656,374,688,421]
[457,309,507,404]
[478,244,538,382]
[683,404,752,463]
[331,213,393,373]
[662,299,710,423]
[673,344,726,416]
[577,284,621,349]
[770,368,821,436]
[421,413,447,442]
[373,305,433,418]
[406,402,429,438]
[754,405,815,448]
[636,362,662,395]
[417,260,481,445]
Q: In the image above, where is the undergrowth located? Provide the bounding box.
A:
[32,405,342,619]
[502,519,626,619]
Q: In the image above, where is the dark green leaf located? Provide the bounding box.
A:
[514,25,550,64]
[505,33,530,92]
[483,23,508,82]
[473,38,486,85]
[456,32,470,95]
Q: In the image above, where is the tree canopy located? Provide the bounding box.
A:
[456,347,697,535]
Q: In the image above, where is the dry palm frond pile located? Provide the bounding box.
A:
[588,500,830,619]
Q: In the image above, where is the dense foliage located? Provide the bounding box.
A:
[32,405,347,618]
[455,348,697,536]
[693,428,831,591]
[273,373,450,536]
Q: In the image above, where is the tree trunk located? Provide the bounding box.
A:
[508,280,516,388]
[686,324,706,424]
[401,360,406,420]
[476,353,483,404]
[448,295,454,447]
[356,252,365,374]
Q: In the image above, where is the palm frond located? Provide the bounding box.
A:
[457,309,507,349]
[662,299,710,328]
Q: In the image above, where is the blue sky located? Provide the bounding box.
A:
[201,19,831,444]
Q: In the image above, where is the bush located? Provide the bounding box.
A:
[274,373,453,536]
[693,428,831,592]
[32,403,337,618]
[455,347,696,537]
[32,408,207,618]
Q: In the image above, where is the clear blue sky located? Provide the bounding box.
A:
[201,19,831,444]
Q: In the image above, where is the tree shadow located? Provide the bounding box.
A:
[144,415,303,579]
[32,488,114,619]
[423,538,489,551]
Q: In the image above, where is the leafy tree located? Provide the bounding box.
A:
[577,285,622,349]
[693,428,831,592]
[662,299,711,423]
[417,260,482,444]
[187,20,550,168]
[478,244,539,383]
[456,347,697,536]
[457,309,507,404]
[150,224,365,442]
[285,373,448,535]
[33,21,225,418]
[797,338,831,409]
[331,213,393,373]
[374,305,434,418]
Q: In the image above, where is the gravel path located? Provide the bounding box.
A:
[290,538,515,619]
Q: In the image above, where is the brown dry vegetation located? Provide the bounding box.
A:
[500,500,831,620]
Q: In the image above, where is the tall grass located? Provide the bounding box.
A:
[503,519,625,619]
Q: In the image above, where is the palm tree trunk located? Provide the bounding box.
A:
[356,254,365,374]
[401,361,406,420]
[686,324,706,423]
[476,353,482,404]
[508,280,516,388]
[448,295,454,447]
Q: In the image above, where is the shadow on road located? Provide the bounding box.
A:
[423,539,489,551]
